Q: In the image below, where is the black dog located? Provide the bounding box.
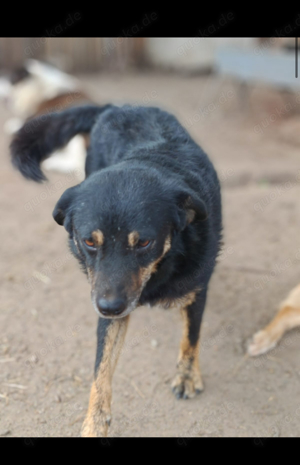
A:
[11,104,222,436]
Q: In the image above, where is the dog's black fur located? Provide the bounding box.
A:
[11,103,222,435]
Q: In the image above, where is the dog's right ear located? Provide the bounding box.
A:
[53,185,79,234]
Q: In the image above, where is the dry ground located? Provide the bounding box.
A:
[1,71,300,437]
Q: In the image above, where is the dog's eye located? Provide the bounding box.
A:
[84,239,95,248]
[137,239,151,249]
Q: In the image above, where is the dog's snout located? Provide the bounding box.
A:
[97,297,127,316]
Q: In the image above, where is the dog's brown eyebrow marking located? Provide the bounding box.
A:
[91,230,104,246]
[128,231,139,247]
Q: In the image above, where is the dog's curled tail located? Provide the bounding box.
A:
[10,104,111,182]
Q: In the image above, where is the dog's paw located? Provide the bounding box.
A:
[81,412,111,437]
[248,329,278,356]
[171,371,204,399]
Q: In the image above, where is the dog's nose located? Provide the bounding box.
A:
[97,297,127,316]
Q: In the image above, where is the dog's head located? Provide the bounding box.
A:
[53,169,207,319]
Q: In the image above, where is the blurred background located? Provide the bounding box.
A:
[0,37,297,73]
[1,37,300,438]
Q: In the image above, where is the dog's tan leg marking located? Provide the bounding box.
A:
[171,292,204,399]
[81,316,129,437]
[248,284,300,356]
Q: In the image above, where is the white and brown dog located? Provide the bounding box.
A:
[0,59,91,179]
[248,283,300,356]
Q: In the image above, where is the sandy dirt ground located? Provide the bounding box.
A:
[1,72,300,437]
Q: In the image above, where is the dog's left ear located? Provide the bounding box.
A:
[53,185,79,234]
[174,190,207,231]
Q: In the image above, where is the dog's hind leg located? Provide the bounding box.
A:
[248,284,300,356]
[81,316,129,437]
[172,290,206,399]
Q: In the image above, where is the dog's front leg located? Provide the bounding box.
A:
[248,283,300,356]
[172,290,207,399]
[81,316,129,437]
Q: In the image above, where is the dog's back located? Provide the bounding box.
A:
[87,104,222,221]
